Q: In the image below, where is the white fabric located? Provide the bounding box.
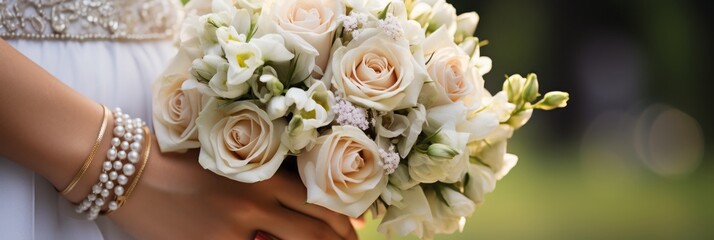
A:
[0,39,176,239]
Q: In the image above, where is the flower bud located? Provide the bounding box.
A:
[502,74,526,103]
[454,12,478,44]
[267,96,289,120]
[534,91,569,110]
[521,73,540,102]
[427,143,460,158]
[190,55,223,82]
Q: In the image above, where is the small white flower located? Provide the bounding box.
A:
[334,94,371,130]
[378,14,404,41]
[379,145,400,174]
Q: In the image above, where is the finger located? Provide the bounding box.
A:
[274,182,356,239]
[351,217,366,230]
[260,206,343,240]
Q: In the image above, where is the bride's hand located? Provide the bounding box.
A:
[108,140,358,240]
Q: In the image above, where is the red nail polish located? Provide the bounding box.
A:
[254,231,275,240]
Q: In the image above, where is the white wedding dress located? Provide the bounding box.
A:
[0,0,180,239]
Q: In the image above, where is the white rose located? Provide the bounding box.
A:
[377,186,434,239]
[153,50,208,152]
[297,126,387,217]
[331,28,426,111]
[420,27,481,107]
[408,125,470,183]
[197,99,289,183]
[464,163,496,205]
[260,0,344,78]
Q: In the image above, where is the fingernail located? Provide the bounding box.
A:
[254,231,276,240]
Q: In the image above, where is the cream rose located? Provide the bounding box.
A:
[260,0,344,78]
[297,126,387,217]
[331,28,426,111]
[153,72,206,152]
[197,99,288,183]
[420,27,481,107]
[153,49,208,153]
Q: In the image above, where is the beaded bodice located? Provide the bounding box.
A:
[0,0,180,40]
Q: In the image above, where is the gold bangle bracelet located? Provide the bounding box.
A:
[60,105,110,195]
[106,125,152,214]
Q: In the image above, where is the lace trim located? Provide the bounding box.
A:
[0,0,180,40]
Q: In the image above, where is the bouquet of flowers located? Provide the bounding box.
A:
[153,0,569,239]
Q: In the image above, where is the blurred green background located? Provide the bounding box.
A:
[359,0,714,239]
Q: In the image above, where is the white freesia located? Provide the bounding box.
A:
[297,126,387,217]
[408,124,470,183]
[235,0,263,11]
[458,36,492,77]
[374,111,409,150]
[153,51,208,152]
[397,104,426,157]
[454,12,478,43]
[508,108,533,129]
[464,163,496,205]
[470,140,518,180]
[483,91,516,122]
[441,187,476,218]
[410,0,458,35]
[420,27,481,107]
[426,102,499,142]
[331,28,426,111]
[197,99,289,183]
[342,0,390,13]
[381,184,405,207]
[249,66,284,103]
[424,188,458,235]
[214,26,294,98]
[281,82,335,152]
[389,164,419,190]
[378,186,434,239]
[190,54,220,83]
[260,0,344,79]
[179,10,234,59]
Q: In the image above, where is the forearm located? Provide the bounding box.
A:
[0,38,108,201]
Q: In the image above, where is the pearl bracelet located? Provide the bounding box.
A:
[75,108,146,220]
